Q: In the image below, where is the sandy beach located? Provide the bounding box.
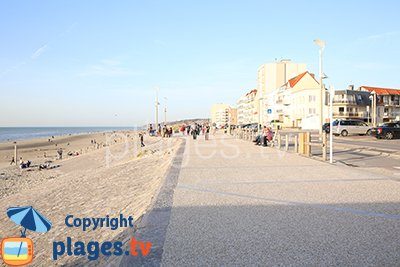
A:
[0,131,182,266]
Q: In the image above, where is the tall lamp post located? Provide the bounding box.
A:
[155,88,160,133]
[369,91,377,127]
[314,39,326,134]
[329,85,334,164]
[164,97,167,125]
[258,96,263,133]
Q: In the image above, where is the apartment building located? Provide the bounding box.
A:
[257,59,307,127]
[332,87,371,122]
[210,104,237,128]
[358,86,400,123]
[236,89,258,125]
[266,71,322,129]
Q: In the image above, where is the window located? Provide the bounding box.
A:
[339,107,344,112]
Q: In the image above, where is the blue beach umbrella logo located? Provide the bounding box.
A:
[7,206,52,237]
[4,206,52,261]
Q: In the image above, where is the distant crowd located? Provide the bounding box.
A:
[147,122,211,140]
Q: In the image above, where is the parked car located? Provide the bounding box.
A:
[333,119,371,136]
[369,122,400,139]
[322,123,330,133]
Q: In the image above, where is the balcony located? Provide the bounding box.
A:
[383,112,399,117]
[383,101,400,107]
[333,112,366,118]
[333,99,357,104]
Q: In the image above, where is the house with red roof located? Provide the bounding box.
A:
[266,71,323,129]
[358,86,400,123]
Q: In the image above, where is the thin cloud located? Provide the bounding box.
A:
[78,60,141,77]
[31,44,48,59]
[360,31,399,41]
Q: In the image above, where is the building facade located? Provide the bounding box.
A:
[210,104,237,128]
[332,87,371,122]
[266,71,322,129]
[257,59,307,127]
[358,86,400,123]
[236,89,258,125]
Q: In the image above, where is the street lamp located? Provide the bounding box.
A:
[155,87,160,134]
[314,39,326,135]
[258,96,263,133]
[329,85,334,164]
[164,97,167,125]
[369,91,377,127]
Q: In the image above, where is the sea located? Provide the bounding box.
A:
[0,127,140,142]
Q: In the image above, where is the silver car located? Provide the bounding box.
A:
[333,120,371,136]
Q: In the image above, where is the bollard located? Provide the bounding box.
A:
[277,134,281,149]
[14,142,18,166]
[285,135,289,151]
[305,132,311,157]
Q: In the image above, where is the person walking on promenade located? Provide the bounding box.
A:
[192,128,197,140]
[205,125,210,140]
[180,124,185,135]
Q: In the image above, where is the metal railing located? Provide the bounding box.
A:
[235,129,328,162]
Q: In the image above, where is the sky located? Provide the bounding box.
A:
[0,0,399,126]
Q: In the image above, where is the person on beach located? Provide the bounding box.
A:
[205,125,210,140]
[10,156,15,165]
[140,133,145,147]
[57,148,63,160]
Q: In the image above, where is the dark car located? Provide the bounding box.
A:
[322,121,340,133]
[322,123,330,133]
[369,122,400,139]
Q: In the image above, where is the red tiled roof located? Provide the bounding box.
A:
[286,71,319,88]
[245,89,257,96]
[360,86,400,95]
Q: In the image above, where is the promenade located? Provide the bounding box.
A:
[123,133,400,266]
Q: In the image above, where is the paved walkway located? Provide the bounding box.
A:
[161,134,400,266]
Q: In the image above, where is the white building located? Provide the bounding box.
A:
[257,59,307,126]
[266,71,323,129]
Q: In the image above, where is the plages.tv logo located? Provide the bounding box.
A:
[0,206,52,266]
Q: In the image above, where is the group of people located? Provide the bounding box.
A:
[179,123,210,140]
[162,125,173,138]
[254,126,273,146]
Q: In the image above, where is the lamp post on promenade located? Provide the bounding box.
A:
[164,97,167,125]
[329,85,334,164]
[258,97,263,133]
[314,39,326,135]
[369,91,377,127]
[155,88,160,133]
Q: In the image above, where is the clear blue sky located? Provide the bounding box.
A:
[1,0,399,126]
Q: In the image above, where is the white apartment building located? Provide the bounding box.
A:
[236,89,258,125]
[210,103,237,128]
[257,59,307,126]
[267,71,322,129]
